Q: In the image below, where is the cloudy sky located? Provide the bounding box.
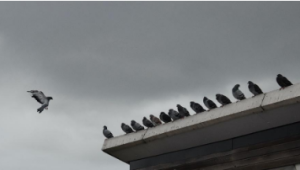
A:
[0,2,300,170]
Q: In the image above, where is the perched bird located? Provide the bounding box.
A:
[121,123,134,134]
[216,94,231,107]
[190,101,206,114]
[27,90,53,113]
[103,126,113,139]
[168,109,183,121]
[131,120,145,132]
[203,97,217,110]
[143,117,155,128]
[276,74,293,90]
[150,114,162,126]
[248,81,263,97]
[232,84,246,101]
[159,112,172,123]
[177,104,190,117]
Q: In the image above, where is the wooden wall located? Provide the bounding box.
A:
[131,122,300,170]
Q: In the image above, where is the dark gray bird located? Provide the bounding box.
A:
[203,97,217,110]
[150,114,162,126]
[143,117,155,128]
[168,109,183,121]
[103,126,113,139]
[248,81,263,96]
[121,123,134,134]
[177,104,190,117]
[27,90,53,113]
[159,112,172,123]
[190,101,206,114]
[232,84,246,101]
[276,74,293,89]
[216,94,231,107]
[131,120,145,132]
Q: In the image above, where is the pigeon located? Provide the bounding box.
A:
[121,123,134,134]
[142,117,155,128]
[248,81,263,96]
[203,97,217,110]
[150,114,162,126]
[177,104,190,117]
[131,120,145,132]
[276,74,293,90]
[27,90,53,113]
[190,101,206,114]
[232,84,246,101]
[168,109,183,121]
[159,112,172,123]
[103,126,113,139]
[216,94,231,107]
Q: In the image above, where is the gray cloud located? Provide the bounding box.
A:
[1,2,300,169]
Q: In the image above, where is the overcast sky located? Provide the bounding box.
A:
[1,2,300,170]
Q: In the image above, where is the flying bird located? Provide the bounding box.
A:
[248,81,263,96]
[232,84,246,101]
[216,94,231,107]
[159,112,172,123]
[276,74,293,90]
[203,97,217,110]
[150,114,162,126]
[27,90,53,113]
[121,123,134,134]
[177,104,190,117]
[103,126,113,139]
[168,109,183,121]
[143,117,155,128]
[131,120,145,132]
[190,101,206,114]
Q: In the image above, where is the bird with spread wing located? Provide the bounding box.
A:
[27,90,53,113]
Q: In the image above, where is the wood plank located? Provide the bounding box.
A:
[232,148,300,168]
[201,148,300,170]
[169,138,300,170]
[227,154,300,170]
[137,136,300,170]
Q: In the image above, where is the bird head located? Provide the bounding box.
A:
[277,74,282,77]
[143,117,146,120]
[233,84,240,90]
[160,112,165,116]
[176,104,181,108]
[131,120,135,124]
[216,94,221,97]
[47,97,53,100]
[103,126,107,129]
[248,81,253,85]
[150,115,154,118]
[203,97,208,101]
[190,101,194,106]
[121,123,125,126]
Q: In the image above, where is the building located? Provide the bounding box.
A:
[102,83,300,170]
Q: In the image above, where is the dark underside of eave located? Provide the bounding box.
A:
[130,121,300,170]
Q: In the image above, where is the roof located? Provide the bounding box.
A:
[102,83,300,163]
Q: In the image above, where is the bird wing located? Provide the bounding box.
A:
[208,100,217,107]
[222,96,231,104]
[104,129,113,138]
[154,117,162,124]
[254,84,263,93]
[282,77,293,86]
[28,90,47,104]
[234,90,245,99]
